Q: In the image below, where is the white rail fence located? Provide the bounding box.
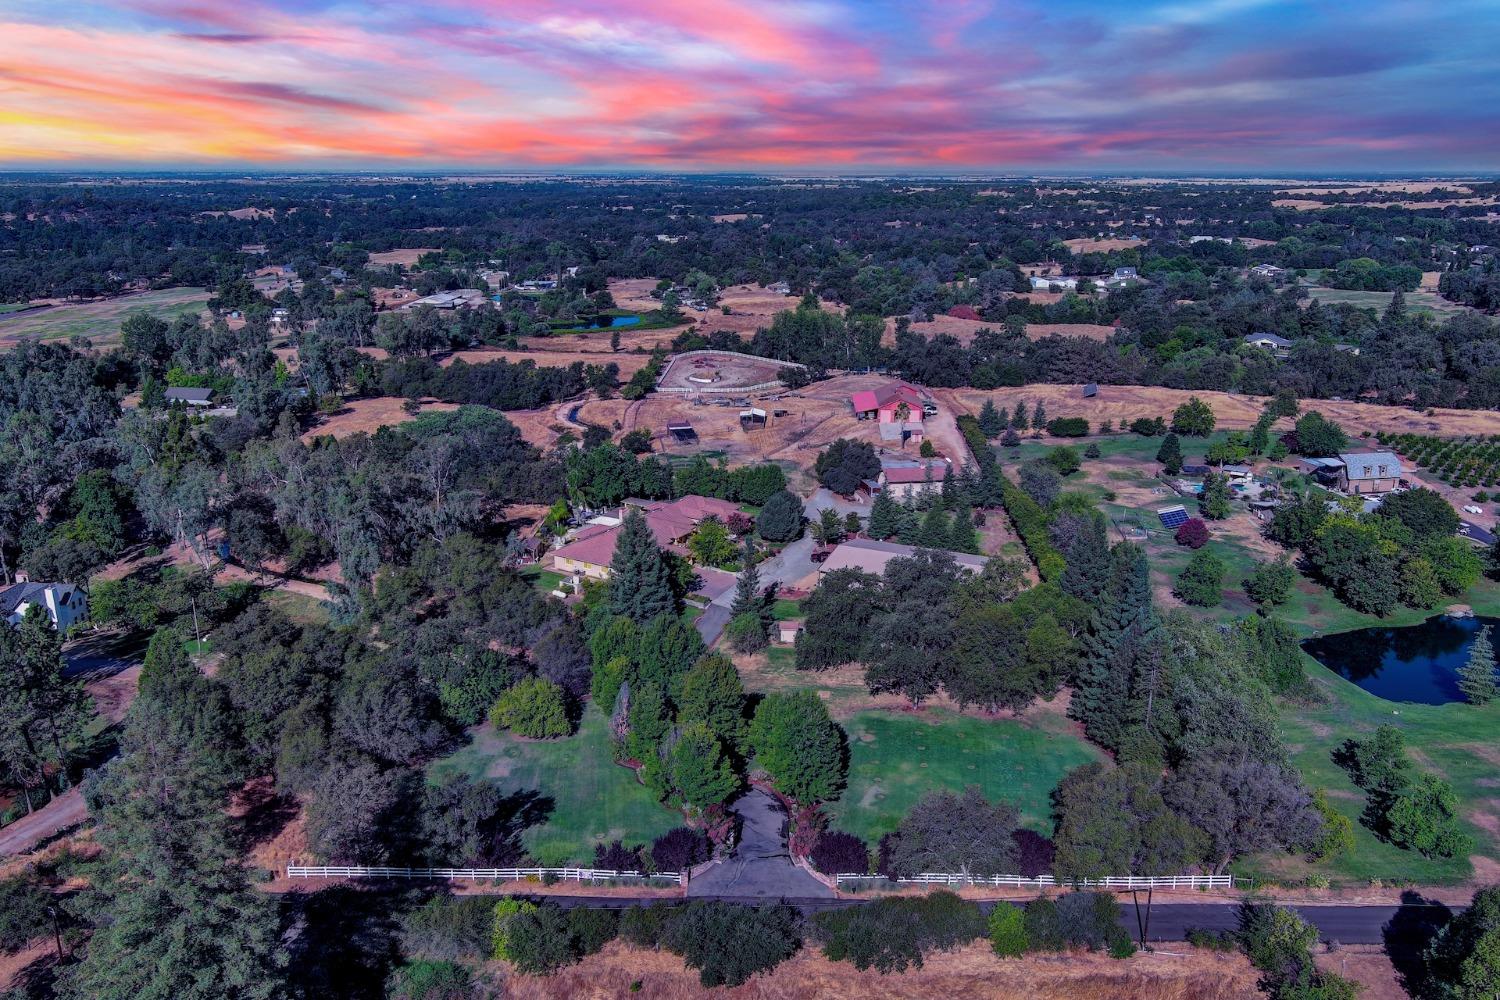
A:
[834,874,1240,890]
[286,865,682,884]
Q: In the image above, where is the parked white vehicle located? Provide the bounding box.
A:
[1464,505,1484,515]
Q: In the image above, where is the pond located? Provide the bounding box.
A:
[562,314,641,331]
[1301,613,1497,705]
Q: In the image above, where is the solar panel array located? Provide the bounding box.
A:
[1157,505,1189,528]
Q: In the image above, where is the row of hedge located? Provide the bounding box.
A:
[958,414,1066,582]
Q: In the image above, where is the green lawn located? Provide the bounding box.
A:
[0,303,33,315]
[0,288,209,345]
[771,598,802,620]
[1238,658,1500,887]
[259,588,330,626]
[519,565,565,595]
[826,709,1102,843]
[430,709,680,866]
[1302,285,1474,320]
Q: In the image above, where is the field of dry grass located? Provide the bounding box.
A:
[300,397,457,441]
[937,383,1500,438]
[498,940,1263,1000]
[1063,237,1147,253]
[367,247,439,267]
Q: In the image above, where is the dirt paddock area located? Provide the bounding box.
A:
[366,247,439,267]
[499,940,1264,999]
[656,350,795,392]
[938,383,1500,437]
[300,397,458,441]
[571,374,942,484]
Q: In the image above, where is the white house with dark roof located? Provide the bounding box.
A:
[1,581,86,631]
[163,387,216,407]
[1243,332,1293,353]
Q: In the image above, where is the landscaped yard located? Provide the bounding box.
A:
[429,709,680,866]
[825,708,1102,844]
[519,565,565,595]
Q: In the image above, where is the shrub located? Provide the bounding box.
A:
[567,907,619,957]
[660,902,802,987]
[619,901,673,948]
[809,830,870,876]
[386,960,477,1000]
[814,891,984,973]
[1046,417,1090,437]
[725,611,768,653]
[1044,446,1082,476]
[652,827,711,872]
[594,840,645,873]
[505,904,579,974]
[1011,829,1056,878]
[400,895,496,962]
[492,898,538,962]
[1175,517,1209,548]
[489,677,572,738]
[988,905,1029,958]
[1023,898,1064,951]
[1084,442,1101,459]
[1244,558,1296,607]
[1175,548,1225,607]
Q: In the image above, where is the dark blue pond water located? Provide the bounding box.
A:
[1300,614,1498,705]
[566,315,641,330]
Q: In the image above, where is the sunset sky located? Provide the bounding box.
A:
[2,0,1498,171]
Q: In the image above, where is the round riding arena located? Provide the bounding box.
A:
[655,350,799,394]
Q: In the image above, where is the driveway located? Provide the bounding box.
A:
[753,535,818,591]
[805,488,867,522]
[686,789,834,899]
[1460,519,1495,546]
[0,788,86,859]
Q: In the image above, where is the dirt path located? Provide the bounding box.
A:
[0,789,86,859]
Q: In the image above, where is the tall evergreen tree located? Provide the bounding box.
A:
[1059,511,1110,604]
[1459,624,1498,705]
[947,506,980,554]
[916,506,951,548]
[1031,401,1047,434]
[1156,433,1183,474]
[0,605,94,808]
[1011,401,1029,431]
[1385,286,1407,321]
[728,540,762,620]
[608,509,679,623]
[67,639,286,999]
[1072,543,1158,750]
[868,490,900,540]
[977,400,1005,438]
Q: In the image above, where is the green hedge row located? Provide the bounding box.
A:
[957,414,1066,582]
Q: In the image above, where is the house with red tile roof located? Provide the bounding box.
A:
[850,382,925,424]
[549,496,746,580]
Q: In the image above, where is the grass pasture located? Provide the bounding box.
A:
[826,709,1102,843]
[0,287,209,348]
[1303,285,1475,319]
[1245,661,1500,887]
[429,709,679,866]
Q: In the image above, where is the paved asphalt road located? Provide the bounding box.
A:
[686,790,833,899]
[531,894,1453,946]
[1460,519,1496,546]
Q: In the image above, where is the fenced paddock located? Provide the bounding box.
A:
[286,865,682,885]
[834,874,1241,890]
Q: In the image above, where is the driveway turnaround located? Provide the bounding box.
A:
[686,789,834,899]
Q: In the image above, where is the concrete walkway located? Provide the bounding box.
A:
[686,789,833,899]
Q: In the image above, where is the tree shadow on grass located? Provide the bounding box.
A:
[484,788,554,866]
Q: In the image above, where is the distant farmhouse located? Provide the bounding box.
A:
[1300,452,1404,495]
[163,387,216,407]
[401,288,487,310]
[1243,332,1292,357]
[2,581,86,631]
[1029,275,1080,291]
